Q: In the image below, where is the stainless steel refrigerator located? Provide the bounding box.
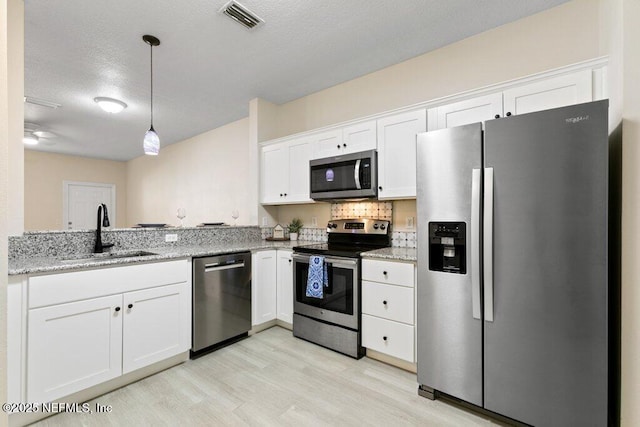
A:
[416,100,609,426]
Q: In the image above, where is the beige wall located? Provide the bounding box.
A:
[126,117,250,227]
[278,0,603,230]
[24,150,127,230]
[620,0,640,423]
[7,0,22,236]
[275,0,603,138]
[1,0,9,424]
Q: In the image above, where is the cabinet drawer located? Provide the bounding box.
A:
[362,314,414,362]
[362,259,414,287]
[362,281,414,324]
[29,260,189,308]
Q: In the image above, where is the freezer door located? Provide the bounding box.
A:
[416,123,483,406]
[483,101,608,426]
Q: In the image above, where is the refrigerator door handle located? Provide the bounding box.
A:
[484,167,494,322]
[471,168,481,320]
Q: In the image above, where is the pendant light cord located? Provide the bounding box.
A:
[150,42,154,127]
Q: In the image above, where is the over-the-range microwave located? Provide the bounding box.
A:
[310,149,378,201]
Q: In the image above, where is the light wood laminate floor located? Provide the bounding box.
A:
[34,327,506,426]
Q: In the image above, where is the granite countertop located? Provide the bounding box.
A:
[361,246,417,262]
[8,240,313,276]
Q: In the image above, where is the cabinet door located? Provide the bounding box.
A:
[276,250,294,324]
[122,283,190,374]
[251,250,277,326]
[310,129,343,159]
[503,69,592,116]
[286,139,313,203]
[260,142,288,204]
[428,93,503,131]
[377,109,426,199]
[27,294,123,402]
[342,120,377,154]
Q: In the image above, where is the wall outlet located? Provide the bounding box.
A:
[406,216,415,229]
[311,216,318,227]
[262,217,268,226]
[165,233,178,242]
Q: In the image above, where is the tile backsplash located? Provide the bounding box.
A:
[330,201,392,220]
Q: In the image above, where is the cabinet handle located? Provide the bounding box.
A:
[383,271,388,276]
[288,259,292,263]
[284,193,287,197]
[115,307,121,312]
[280,193,283,197]
[343,143,347,148]
[494,114,500,119]
[383,336,388,341]
[378,186,382,191]
[336,144,341,149]
[383,300,388,305]
[506,111,512,117]
[128,304,133,309]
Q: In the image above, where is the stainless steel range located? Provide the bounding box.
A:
[292,218,391,358]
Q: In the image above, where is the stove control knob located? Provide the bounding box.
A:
[332,223,338,229]
[373,224,379,229]
[380,224,386,230]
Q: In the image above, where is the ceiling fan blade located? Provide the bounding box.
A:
[33,130,56,138]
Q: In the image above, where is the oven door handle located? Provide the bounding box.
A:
[292,253,358,268]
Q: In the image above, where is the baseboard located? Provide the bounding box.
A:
[365,348,417,373]
[249,319,277,335]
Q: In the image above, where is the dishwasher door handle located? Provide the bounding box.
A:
[204,261,245,273]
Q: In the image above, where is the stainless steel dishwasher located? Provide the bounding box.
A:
[192,252,251,357]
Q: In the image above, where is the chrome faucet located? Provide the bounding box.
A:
[94,203,114,253]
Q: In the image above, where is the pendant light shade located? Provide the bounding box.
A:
[143,126,160,155]
[143,35,161,155]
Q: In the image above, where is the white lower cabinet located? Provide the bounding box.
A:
[25,260,190,403]
[27,294,123,403]
[122,283,190,374]
[276,249,294,324]
[361,258,416,363]
[252,249,294,326]
[252,250,278,325]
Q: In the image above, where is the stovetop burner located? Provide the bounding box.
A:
[293,218,391,258]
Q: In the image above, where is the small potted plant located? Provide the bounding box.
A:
[288,218,303,241]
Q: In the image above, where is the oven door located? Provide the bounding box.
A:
[292,253,359,330]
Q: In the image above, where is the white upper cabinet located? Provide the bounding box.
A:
[286,139,312,203]
[260,142,288,204]
[428,69,594,131]
[377,109,426,200]
[310,129,343,159]
[311,121,376,159]
[427,93,503,131]
[260,138,312,205]
[502,69,593,116]
[341,120,377,154]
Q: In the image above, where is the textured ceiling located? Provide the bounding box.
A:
[24,0,569,161]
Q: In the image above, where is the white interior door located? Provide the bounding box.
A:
[64,181,116,230]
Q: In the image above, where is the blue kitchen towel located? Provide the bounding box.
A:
[306,255,326,298]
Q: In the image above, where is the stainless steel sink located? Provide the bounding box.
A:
[60,250,159,264]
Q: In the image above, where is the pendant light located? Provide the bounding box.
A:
[142,35,160,155]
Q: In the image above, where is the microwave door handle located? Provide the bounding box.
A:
[354,159,362,189]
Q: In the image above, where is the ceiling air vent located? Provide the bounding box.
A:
[220,0,264,30]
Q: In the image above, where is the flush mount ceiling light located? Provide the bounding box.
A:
[94,97,127,114]
[142,34,161,156]
[23,131,39,145]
